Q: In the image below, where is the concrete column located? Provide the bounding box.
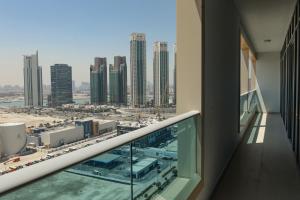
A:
[177,0,202,179]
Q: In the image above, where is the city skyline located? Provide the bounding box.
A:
[0,0,175,86]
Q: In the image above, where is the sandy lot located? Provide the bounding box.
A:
[0,110,62,127]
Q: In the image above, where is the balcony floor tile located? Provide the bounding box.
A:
[211,114,300,200]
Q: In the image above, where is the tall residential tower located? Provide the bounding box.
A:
[23,51,43,107]
[130,33,146,107]
[174,44,177,105]
[90,57,107,104]
[153,42,169,107]
[110,56,127,105]
[50,64,73,107]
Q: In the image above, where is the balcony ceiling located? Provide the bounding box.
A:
[235,0,296,53]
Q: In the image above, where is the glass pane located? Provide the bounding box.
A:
[240,35,258,133]
[132,116,197,200]
[0,115,200,200]
[0,147,131,200]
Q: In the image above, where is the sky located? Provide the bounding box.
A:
[0,0,176,86]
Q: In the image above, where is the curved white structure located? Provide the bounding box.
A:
[0,123,26,157]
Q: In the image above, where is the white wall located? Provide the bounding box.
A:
[199,0,241,199]
[256,52,281,113]
[177,0,242,199]
[177,0,202,192]
[41,126,84,148]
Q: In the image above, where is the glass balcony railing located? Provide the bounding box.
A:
[0,111,201,200]
[240,90,259,133]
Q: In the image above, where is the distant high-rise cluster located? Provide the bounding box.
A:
[23,33,174,108]
[90,57,108,104]
[130,33,147,107]
[23,51,43,107]
[153,42,169,107]
[50,64,73,107]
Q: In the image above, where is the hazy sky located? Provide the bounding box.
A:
[0,0,176,86]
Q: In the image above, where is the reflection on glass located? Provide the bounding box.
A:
[240,90,258,133]
[240,34,258,133]
[132,116,197,200]
[1,147,132,200]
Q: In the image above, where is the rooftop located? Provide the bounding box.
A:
[90,153,121,164]
[131,158,158,173]
[42,126,79,135]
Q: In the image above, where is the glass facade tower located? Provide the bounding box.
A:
[130,33,146,107]
[109,64,118,104]
[23,51,43,107]
[110,56,127,105]
[174,44,177,105]
[90,57,108,104]
[153,42,169,107]
[50,64,73,107]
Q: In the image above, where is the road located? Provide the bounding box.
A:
[0,130,118,173]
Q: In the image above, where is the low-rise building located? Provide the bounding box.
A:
[75,120,93,138]
[127,158,158,179]
[142,147,177,160]
[91,119,117,136]
[117,121,172,148]
[26,135,41,147]
[84,153,121,169]
[117,122,146,136]
[92,121,99,136]
[41,126,84,148]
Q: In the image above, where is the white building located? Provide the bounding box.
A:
[153,42,169,107]
[24,51,43,107]
[0,123,27,158]
[41,126,84,148]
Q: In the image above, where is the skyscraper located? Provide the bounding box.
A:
[110,56,127,105]
[130,33,146,107]
[109,64,119,104]
[90,57,107,104]
[50,64,73,107]
[23,51,43,107]
[153,42,169,107]
[174,44,177,105]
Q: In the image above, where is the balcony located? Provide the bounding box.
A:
[1,0,300,199]
[0,111,201,200]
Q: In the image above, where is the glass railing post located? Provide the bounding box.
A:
[130,143,134,200]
